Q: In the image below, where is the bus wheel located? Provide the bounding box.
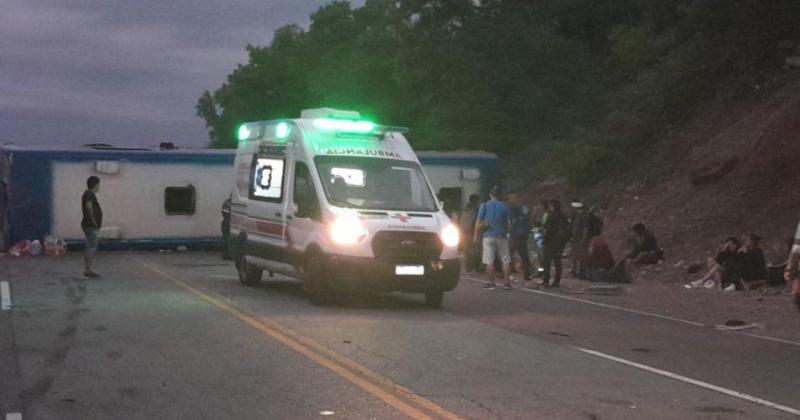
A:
[238,256,262,286]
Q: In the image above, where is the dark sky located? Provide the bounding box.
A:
[1,0,364,149]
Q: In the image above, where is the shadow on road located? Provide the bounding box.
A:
[250,279,435,311]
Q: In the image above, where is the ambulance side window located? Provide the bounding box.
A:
[293,162,320,219]
[250,155,285,203]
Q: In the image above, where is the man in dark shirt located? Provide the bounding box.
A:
[81,176,102,278]
[508,193,533,280]
[542,200,569,287]
[626,223,662,265]
[221,197,232,260]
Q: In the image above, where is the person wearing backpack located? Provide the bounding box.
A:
[541,200,569,288]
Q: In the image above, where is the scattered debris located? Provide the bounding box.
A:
[320,410,335,416]
[715,320,759,331]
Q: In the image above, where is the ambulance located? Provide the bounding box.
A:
[229,108,461,307]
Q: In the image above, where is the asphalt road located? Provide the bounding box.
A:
[1,252,799,419]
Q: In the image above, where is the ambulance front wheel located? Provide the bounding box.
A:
[238,255,262,286]
[425,290,444,308]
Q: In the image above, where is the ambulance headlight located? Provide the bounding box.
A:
[440,224,460,248]
[329,213,368,245]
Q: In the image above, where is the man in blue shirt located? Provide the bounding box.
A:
[474,186,512,290]
[509,193,533,281]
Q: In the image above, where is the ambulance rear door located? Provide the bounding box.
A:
[245,144,291,261]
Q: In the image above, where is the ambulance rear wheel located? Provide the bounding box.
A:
[238,256,262,286]
[425,290,444,308]
[304,252,331,305]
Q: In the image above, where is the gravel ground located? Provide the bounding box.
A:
[507,262,800,345]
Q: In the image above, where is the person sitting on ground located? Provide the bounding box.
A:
[722,233,766,291]
[584,224,614,282]
[626,223,663,265]
[686,237,740,289]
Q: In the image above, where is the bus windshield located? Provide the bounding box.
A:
[314,156,438,212]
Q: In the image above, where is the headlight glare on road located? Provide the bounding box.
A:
[329,212,367,245]
[440,224,460,248]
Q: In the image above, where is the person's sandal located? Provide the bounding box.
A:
[482,283,496,290]
[83,271,100,279]
[503,285,512,291]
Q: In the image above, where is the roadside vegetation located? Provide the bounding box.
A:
[197,0,799,187]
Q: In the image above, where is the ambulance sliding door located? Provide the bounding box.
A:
[247,147,289,253]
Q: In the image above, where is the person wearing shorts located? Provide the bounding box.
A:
[474,186,512,290]
[81,176,102,278]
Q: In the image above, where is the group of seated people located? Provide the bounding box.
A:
[685,233,768,291]
[576,222,664,283]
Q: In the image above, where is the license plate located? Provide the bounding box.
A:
[395,265,425,276]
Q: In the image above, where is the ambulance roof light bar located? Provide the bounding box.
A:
[238,121,292,142]
[301,107,360,120]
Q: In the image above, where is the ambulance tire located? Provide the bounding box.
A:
[304,251,331,305]
[238,255,262,286]
[424,290,444,308]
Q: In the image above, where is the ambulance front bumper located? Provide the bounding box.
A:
[325,254,460,293]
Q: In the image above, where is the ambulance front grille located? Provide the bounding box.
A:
[371,231,443,261]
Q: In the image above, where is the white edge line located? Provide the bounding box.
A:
[463,275,800,347]
[464,276,703,326]
[6,412,23,420]
[1,281,10,310]
[573,346,800,417]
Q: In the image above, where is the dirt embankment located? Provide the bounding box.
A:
[523,71,800,282]
[515,71,800,339]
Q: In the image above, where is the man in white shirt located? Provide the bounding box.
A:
[783,222,800,311]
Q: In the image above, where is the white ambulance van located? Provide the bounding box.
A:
[229,108,461,307]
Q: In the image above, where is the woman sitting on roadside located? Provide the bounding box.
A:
[686,237,740,289]
[584,225,614,282]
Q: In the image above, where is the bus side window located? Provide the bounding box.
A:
[293,162,320,219]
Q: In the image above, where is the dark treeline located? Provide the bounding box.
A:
[197,0,800,186]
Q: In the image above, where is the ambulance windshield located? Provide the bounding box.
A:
[315,156,438,212]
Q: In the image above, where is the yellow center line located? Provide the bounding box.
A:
[137,259,462,420]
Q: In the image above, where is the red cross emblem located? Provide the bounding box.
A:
[391,214,411,223]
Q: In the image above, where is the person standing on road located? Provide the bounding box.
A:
[541,200,568,288]
[458,194,481,272]
[81,176,102,278]
[221,196,232,260]
[569,201,590,278]
[474,186,512,291]
[508,193,533,281]
[784,222,800,311]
